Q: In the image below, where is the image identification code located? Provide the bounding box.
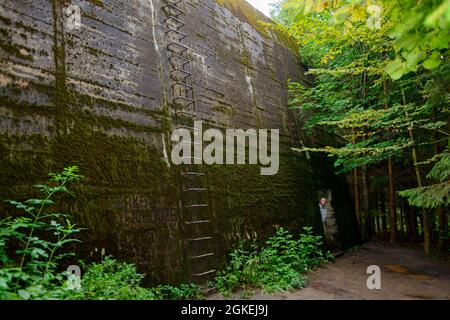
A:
[180,304,269,317]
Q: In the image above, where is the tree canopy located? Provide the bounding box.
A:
[270,0,449,252]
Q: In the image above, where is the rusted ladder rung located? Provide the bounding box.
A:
[162,3,183,15]
[174,105,195,113]
[161,1,184,16]
[188,237,212,241]
[164,16,185,27]
[174,104,195,112]
[170,68,192,78]
[172,67,192,75]
[167,41,189,53]
[169,64,190,73]
[169,53,190,64]
[172,82,193,90]
[182,171,204,176]
[174,96,195,103]
[184,203,208,208]
[189,253,214,259]
[193,269,216,276]
[176,109,197,117]
[169,61,190,70]
[165,28,187,40]
[165,0,183,6]
[162,11,182,20]
[185,188,207,192]
[185,220,210,225]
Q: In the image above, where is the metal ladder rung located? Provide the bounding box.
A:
[165,0,183,5]
[182,171,204,176]
[174,105,195,112]
[165,28,187,40]
[188,237,212,241]
[170,68,192,77]
[169,53,190,64]
[185,203,208,208]
[169,63,190,71]
[162,3,183,15]
[185,220,210,224]
[169,59,190,69]
[172,82,194,90]
[175,104,196,111]
[174,96,195,103]
[185,188,207,192]
[167,41,189,53]
[171,68,192,75]
[194,269,216,277]
[164,16,185,27]
[176,110,197,117]
[189,253,214,259]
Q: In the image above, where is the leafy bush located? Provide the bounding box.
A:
[151,283,201,300]
[0,166,84,299]
[81,256,201,300]
[80,256,155,300]
[214,227,333,296]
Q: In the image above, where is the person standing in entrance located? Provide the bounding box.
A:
[319,197,328,235]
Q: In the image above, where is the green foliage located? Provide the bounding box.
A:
[213,227,333,296]
[0,166,84,299]
[80,256,155,300]
[399,151,450,208]
[80,257,201,300]
[150,283,201,300]
[275,0,450,79]
[385,0,450,79]
[275,0,449,214]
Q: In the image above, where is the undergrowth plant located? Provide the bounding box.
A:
[0,166,84,299]
[80,256,201,300]
[214,227,334,296]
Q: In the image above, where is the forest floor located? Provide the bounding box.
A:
[208,241,450,300]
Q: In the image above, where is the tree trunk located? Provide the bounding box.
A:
[407,158,418,241]
[388,157,397,243]
[384,80,397,243]
[351,128,362,234]
[353,168,361,232]
[379,190,387,236]
[374,191,380,235]
[362,165,371,240]
[399,199,404,240]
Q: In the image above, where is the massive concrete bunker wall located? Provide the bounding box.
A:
[0,0,360,284]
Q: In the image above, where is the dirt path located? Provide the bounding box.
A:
[208,242,450,300]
